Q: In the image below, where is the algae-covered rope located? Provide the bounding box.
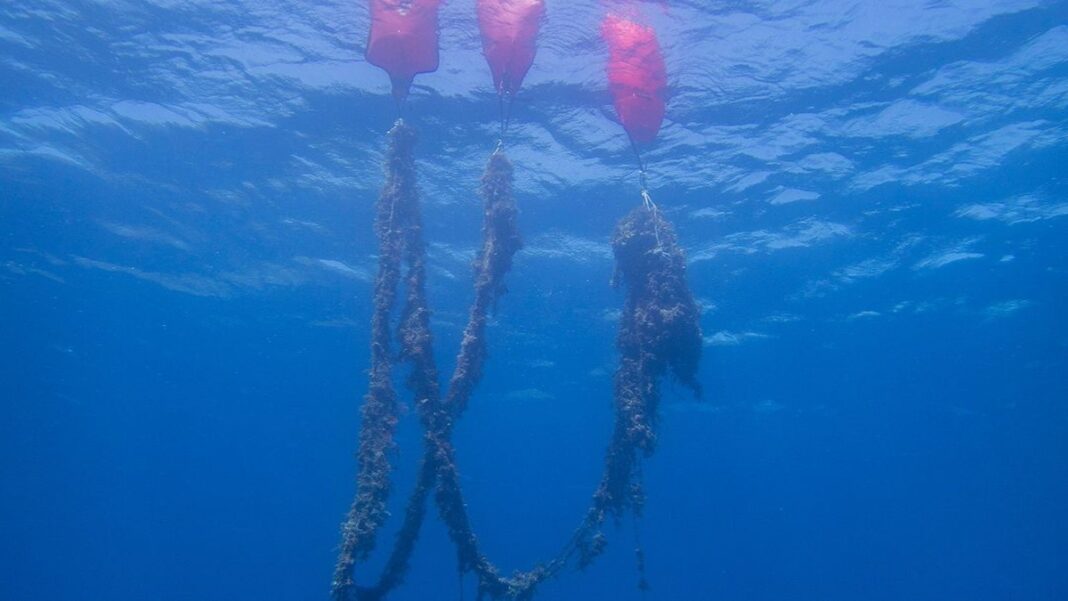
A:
[334,126,701,601]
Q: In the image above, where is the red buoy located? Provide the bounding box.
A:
[602,14,667,145]
[477,0,545,97]
[366,0,443,102]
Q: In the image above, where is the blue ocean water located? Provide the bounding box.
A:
[3,1,1068,600]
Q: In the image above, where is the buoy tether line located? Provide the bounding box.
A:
[333,5,704,601]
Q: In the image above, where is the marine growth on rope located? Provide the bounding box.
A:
[335,4,703,600]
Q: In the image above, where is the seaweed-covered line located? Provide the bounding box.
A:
[333,123,702,601]
[332,124,525,601]
[332,120,415,600]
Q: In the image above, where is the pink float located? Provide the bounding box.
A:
[602,14,667,144]
[365,0,442,102]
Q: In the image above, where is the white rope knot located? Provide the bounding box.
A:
[639,187,662,249]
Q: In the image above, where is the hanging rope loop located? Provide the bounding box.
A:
[335,123,702,601]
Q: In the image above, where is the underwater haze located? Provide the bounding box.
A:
[3,1,1068,600]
